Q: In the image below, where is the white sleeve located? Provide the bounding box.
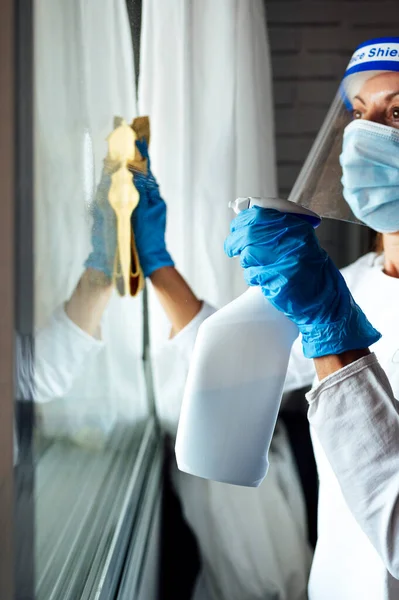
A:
[152,302,216,437]
[34,306,104,403]
[307,353,399,579]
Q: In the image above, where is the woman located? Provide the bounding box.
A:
[225,37,399,599]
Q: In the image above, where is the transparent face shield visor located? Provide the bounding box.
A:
[288,90,358,222]
[288,37,399,223]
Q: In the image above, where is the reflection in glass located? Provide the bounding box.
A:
[32,1,150,597]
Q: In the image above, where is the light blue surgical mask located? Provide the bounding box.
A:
[340,119,399,233]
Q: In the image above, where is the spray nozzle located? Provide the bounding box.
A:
[229,197,321,228]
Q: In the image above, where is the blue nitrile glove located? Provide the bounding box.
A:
[224,207,381,358]
[84,170,116,278]
[132,139,174,278]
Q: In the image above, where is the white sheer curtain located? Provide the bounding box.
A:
[34,0,137,328]
[138,0,277,316]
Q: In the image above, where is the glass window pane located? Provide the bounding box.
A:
[30,2,155,597]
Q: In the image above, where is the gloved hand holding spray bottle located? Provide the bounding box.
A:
[175,194,380,487]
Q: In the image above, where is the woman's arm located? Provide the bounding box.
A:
[313,348,370,380]
[149,266,202,337]
[308,353,399,578]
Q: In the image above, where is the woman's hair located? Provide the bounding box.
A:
[374,232,384,254]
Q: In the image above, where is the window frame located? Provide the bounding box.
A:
[0,0,16,596]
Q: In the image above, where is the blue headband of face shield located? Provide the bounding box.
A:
[341,37,399,110]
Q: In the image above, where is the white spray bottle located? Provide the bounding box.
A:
[175,197,321,487]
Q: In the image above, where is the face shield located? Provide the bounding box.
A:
[289,37,399,232]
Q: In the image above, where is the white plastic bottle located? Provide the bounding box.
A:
[175,197,320,487]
